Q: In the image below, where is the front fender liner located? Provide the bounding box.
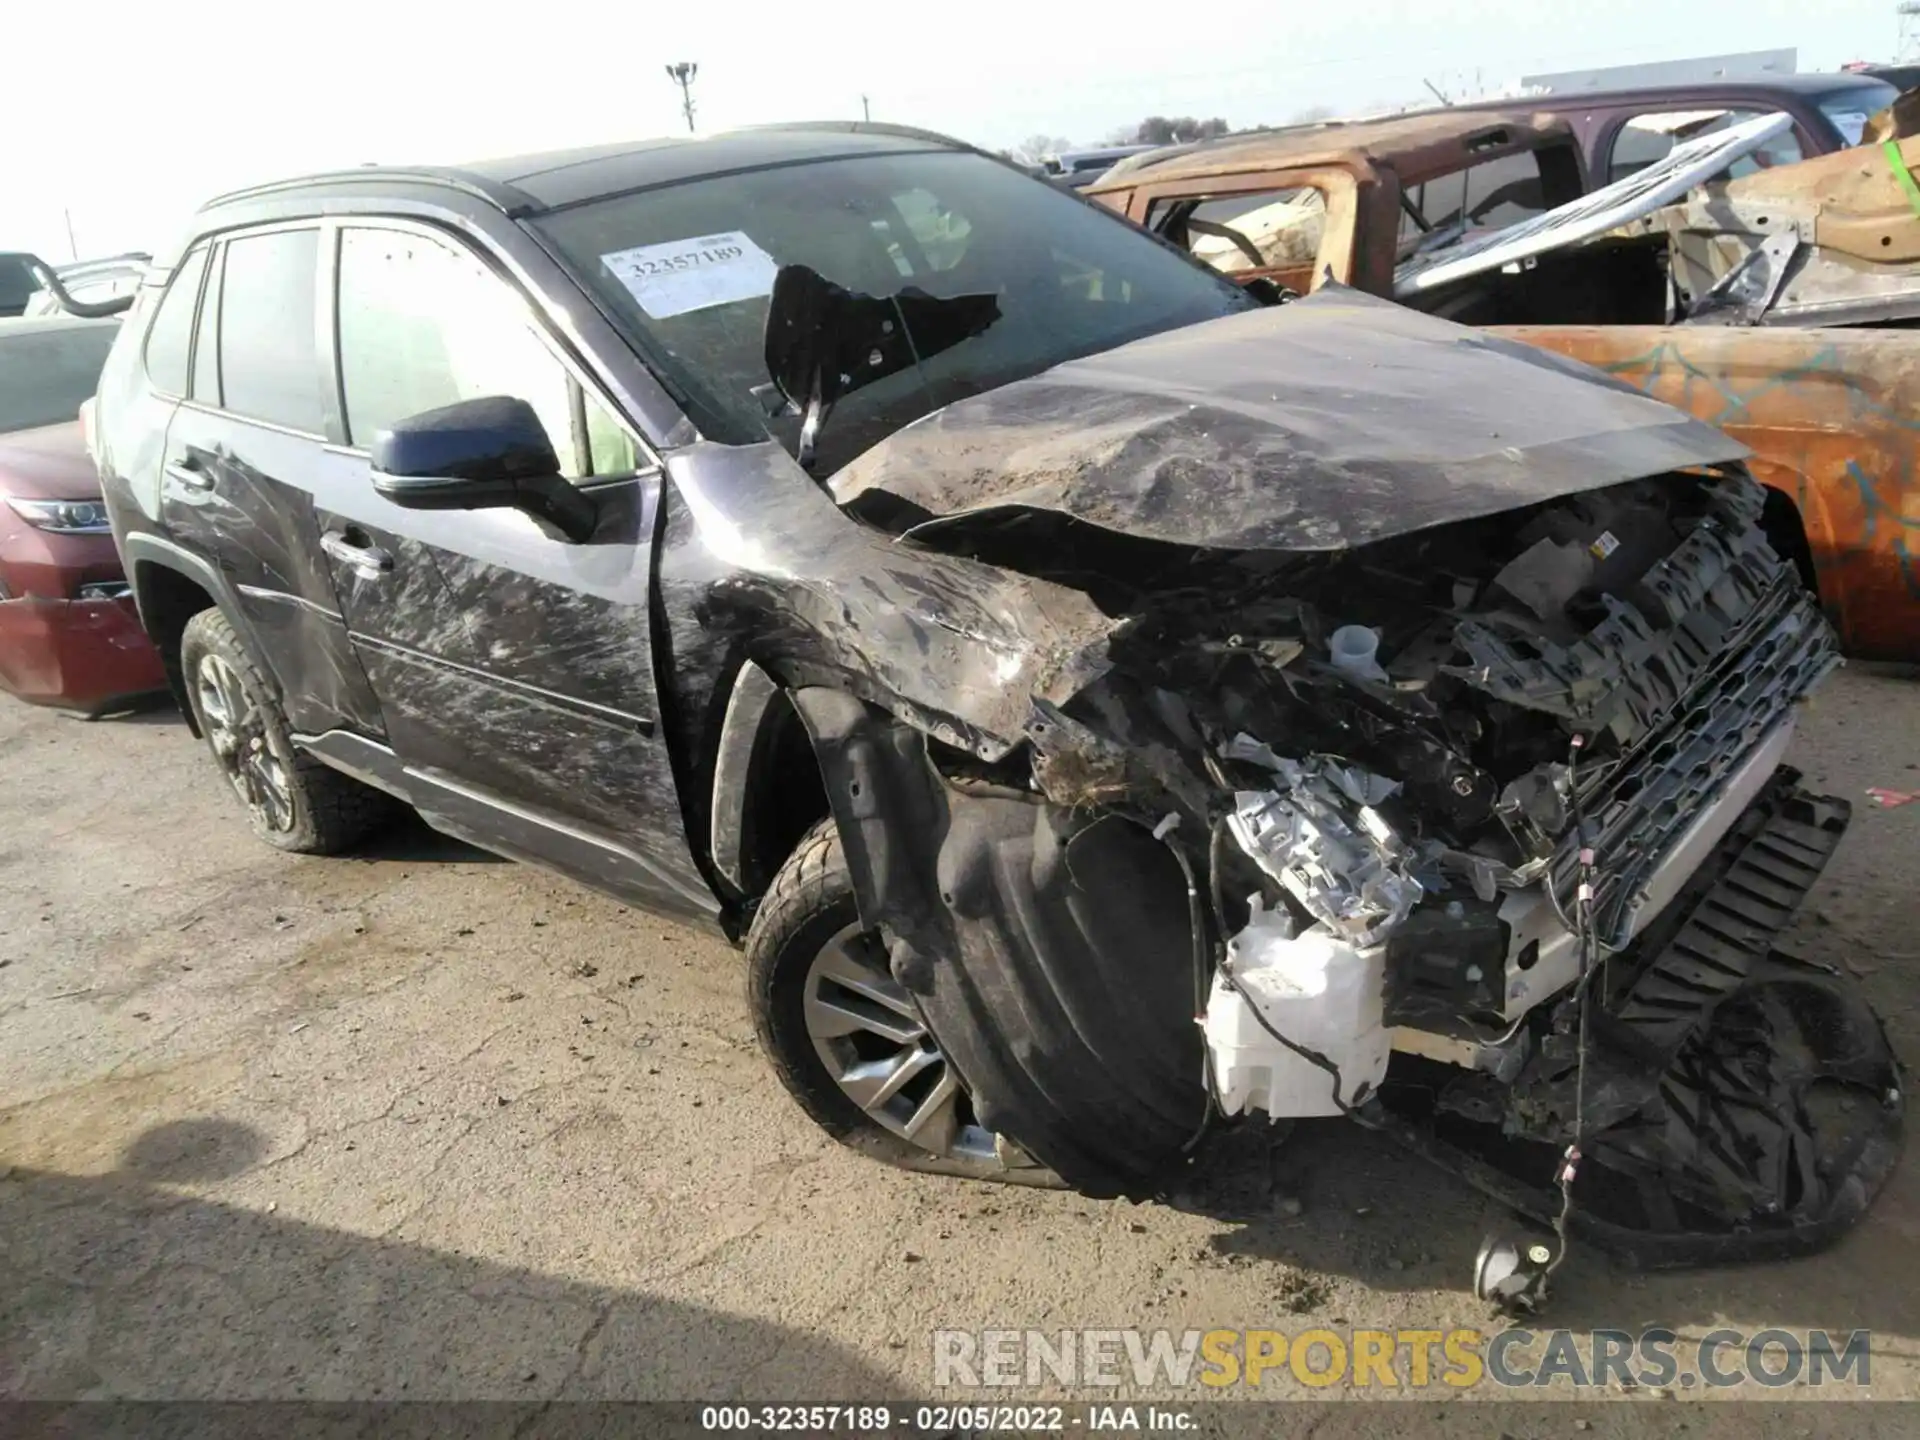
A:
[789,687,1205,1198]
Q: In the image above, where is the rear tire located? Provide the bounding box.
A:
[180,609,395,854]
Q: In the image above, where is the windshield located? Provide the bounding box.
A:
[1819,82,1898,147]
[536,149,1257,474]
[0,323,117,433]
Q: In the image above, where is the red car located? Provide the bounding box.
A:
[0,315,164,713]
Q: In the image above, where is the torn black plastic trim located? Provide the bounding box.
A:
[788,688,949,949]
[1381,774,1903,1269]
[1376,951,1903,1270]
[790,687,1207,1198]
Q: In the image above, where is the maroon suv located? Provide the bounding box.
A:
[1447,70,1900,184]
[0,315,164,713]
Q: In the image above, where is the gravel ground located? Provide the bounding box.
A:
[3,667,1919,1420]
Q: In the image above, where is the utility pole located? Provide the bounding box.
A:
[665,62,699,133]
[861,94,871,122]
[62,208,79,261]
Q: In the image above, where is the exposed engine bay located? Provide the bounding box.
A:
[801,460,1899,1272]
[763,287,1901,1275]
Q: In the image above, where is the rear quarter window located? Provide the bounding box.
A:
[142,246,210,396]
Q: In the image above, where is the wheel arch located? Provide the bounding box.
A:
[1757,481,1820,602]
[124,535,286,740]
[708,660,831,907]
[124,536,251,737]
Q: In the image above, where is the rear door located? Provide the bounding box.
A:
[309,219,714,921]
[157,224,384,737]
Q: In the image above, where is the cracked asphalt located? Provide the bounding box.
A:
[3,669,1920,1418]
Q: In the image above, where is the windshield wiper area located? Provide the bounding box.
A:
[763,263,999,468]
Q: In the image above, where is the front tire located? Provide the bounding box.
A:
[179,609,394,854]
[747,818,1015,1178]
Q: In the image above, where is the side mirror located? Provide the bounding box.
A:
[370,395,597,543]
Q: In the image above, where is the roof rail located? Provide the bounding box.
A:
[744,119,977,152]
[201,167,538,217]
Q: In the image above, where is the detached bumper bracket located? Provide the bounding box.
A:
[1606,774,1849,1065]
[1381,772,1903,1269]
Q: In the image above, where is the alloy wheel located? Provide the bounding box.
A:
[195,652,294,833]
[802,923,996,1162]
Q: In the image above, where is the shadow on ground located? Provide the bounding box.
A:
[0,1119,897,1401]
[80,706,182,727]
[347,811,508,866]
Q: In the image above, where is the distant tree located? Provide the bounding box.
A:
[1126,116,1231,145]
[1013,134,1075,166]
[1288,104,1337,124]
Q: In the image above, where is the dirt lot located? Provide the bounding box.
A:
[3,667,1920,1418]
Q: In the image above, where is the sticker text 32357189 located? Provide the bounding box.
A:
[600,231,779,318]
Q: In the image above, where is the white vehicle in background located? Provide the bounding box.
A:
[1042,144,1157,190]
[22,254,151,319]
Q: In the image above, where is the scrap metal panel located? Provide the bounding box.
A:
[1495,322,1920,661]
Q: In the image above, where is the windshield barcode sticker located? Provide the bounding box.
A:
[600,232,779,318]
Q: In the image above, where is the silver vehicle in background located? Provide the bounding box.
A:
[21,254,151,319]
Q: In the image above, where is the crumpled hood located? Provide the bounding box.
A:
[830,286,1747,553]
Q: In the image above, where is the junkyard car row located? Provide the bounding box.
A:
[1087,106,1920,659]
[8,84,1919,1298]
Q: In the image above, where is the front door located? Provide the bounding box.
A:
[309,220,715,922]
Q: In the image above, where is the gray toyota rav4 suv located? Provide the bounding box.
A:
[88,122,1900,1272]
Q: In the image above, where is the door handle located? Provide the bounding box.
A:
[321,530,395,579]
[164,460,215,492]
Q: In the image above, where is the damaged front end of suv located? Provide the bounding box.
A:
[688,282,1902,1268]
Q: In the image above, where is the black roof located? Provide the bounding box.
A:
[1854,64,1920,92]
[1451,70,1892,111]
[200,123,976,219]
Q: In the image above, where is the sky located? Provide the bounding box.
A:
[4,0,1907,261]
